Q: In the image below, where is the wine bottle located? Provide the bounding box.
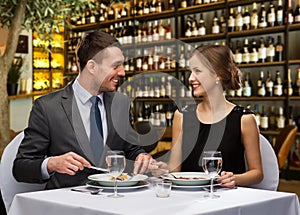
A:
[266,36,275,62]
[276,0,284,26]
[165,18,173,40]
[254,104,261,127]
[235,6,243,31]
[212,11,220,34]
[260,105,269,130]
[257,71,266,96]
[267,1,276,27]
[220,10,227,33]
[250,2,259,29]
[295,0,300,23]
[242,38,250,64]
[269,106,276,130]
[275,35,284,61]
[258,37,267,63]
[192,15,199,37]
[287,0,294,24]
[294,68,300,96]
[265,70,274,96]
[242,72,252,97]
[250,38,259,63]
[276,106,285,129]
[228,7,235,32]
[198,14,206,36]
[273,70,283,96]
[242,5,251,30]
[234,40,242,64]
[283,68,293,96]
[258,3,267,28]
[288,106,296,125]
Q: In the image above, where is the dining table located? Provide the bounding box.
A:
[8,181,300,215]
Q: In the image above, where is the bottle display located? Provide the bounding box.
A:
[63,0,300,145]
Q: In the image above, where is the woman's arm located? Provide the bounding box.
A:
[168,109,184,172]
[219,113,263,188]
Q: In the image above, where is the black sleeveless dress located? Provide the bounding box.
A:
[180,105,253,174]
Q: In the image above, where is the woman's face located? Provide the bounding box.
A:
[93,46,125,93]
[188,54,218,97]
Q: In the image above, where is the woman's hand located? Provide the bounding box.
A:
[217,171,236,189]
[148,161,169,177]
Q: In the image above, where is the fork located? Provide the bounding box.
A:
[71,188,103,195]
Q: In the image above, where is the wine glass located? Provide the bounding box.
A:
[106,150,126,198]
[202,151,222,199]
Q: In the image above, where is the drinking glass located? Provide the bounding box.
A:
[202,151,222,199]
[106,150,126,198]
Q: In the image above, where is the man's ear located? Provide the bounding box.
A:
[86,60,96,73]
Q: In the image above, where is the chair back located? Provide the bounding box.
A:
[273,125,298,169]
[247,134,279,191]
[0,132,46,213]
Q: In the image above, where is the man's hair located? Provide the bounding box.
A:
[76,30,121,72]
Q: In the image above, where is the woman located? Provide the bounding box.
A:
[154,45,263,189]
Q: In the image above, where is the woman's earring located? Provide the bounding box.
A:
[216,80,219,85]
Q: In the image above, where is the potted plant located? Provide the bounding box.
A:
[7,56,23,95]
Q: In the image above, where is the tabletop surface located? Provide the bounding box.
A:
[9,185,300,215]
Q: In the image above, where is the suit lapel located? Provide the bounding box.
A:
[61,83,95,164]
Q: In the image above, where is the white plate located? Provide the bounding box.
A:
[172,182,221,189]
[88,173,148,187]
[86,180,150,190]
[161,172,210,186]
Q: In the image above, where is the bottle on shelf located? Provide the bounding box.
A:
[198,14,206,36]
[250,2,259,29]
[258,37,267,63]
[267,1,276,27]
[273,70,283,96]
[220,10,227,33]
[228,7,235,32]
[242,5,251,30]
[257,70,266,96]
[258,3,267,28]
[287,0,294,24]
[276,106,285,129]
[260,105,269,131]
[265,70,274,96]
[283,68,294,96]
[275,35,284,61]
[266,36,275,62]
[192,15,199,37]
[294,68,300,96]
[242,71,252,97]
[234,40,242,64]
[276,0,284,26]
[165,18,173,40]
[269,106,276,130]
[235,6,243,31]
[242,38,250,64]
[288,106,296,125]
[250,38,259,63]
[143,0,150,15]
[295,0,300,23]
[211,11,220,34]
[254,104,261,128]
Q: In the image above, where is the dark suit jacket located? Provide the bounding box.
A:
[13,83,144,189]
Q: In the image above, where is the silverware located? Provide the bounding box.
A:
[85,165,109,172]
[71,188,103,195]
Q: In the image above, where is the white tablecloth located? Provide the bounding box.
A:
[9,186,300,215]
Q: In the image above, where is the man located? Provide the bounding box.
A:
[13,30,153,189]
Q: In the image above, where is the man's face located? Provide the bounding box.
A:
[93,47,125,93]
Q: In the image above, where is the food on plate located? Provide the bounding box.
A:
[109,173,129,181]
[177,177,207,180]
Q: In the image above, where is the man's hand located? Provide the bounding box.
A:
[133,153,154,174]
[47,152,91,175]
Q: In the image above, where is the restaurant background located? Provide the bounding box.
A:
[3,0,300,198]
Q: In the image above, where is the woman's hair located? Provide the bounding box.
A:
[191,45,242,90]
[76,30,121,72]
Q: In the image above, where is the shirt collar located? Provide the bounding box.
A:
[72,79,104,105]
